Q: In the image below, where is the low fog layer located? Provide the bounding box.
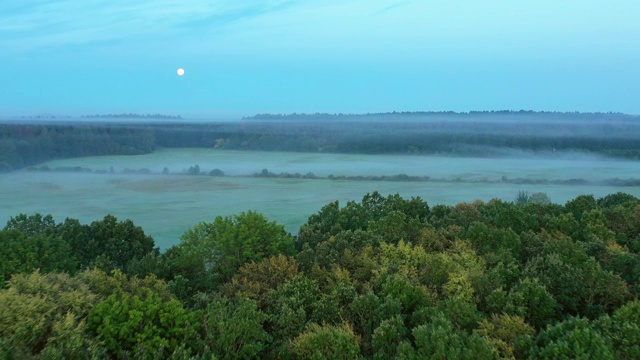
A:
[3,149,640,248]
[2,171,639,249]
[35,148,638,184]
[2,112,639,248]
[2,111,640,173]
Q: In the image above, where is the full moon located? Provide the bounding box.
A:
[177,68,185,76]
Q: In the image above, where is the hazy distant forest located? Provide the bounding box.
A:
[2,111,640,172]
[1,112,640,359]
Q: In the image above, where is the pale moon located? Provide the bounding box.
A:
[177,68,185,76]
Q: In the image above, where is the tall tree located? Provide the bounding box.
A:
[171,211,295,293]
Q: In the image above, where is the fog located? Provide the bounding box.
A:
[2,148,638,249]
[37,148,638,182]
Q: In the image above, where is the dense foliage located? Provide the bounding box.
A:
[2,111,640,171]
[0,191,639,358]
[0,123,155,171]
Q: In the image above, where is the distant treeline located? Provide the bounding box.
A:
[2,111,640,171]
[82,113,182,119]
[244,110,636,121]
[153,112,640,157]
[0,123,154,171]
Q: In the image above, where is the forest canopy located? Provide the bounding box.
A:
[1,191,639,359]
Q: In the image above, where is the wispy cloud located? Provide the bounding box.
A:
[0,0,302,52]
[377,0,413,14]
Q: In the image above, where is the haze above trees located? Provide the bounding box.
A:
[2,111,640,172]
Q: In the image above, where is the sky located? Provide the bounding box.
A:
[1,0,639,118]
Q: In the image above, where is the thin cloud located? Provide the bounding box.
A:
[0,0,302,52]
[377,0,413,14]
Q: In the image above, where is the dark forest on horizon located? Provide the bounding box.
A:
[2,111,640,172]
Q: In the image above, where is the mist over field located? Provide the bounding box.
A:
[2,113,639,250]
[2,148,639,249]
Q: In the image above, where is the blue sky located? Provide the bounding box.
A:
[1,0,639,118]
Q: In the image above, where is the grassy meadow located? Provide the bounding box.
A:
[2,148,638,249]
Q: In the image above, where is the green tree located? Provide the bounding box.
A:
[4,213,56,236]
[289,323,361,360]
[371,314,409,360]
[174,211,295,291]
[87,292,200,358]
[531,317,614,359]
[476,314,534,359]
[515,190,530,205]
[202,296,271,360]
[0,229,76,284]
[220,254,299,307]
[80,268,198,359]
[0,271,100,357]
[565,194,598,222]
[77,268,175,301]
[597,192,639,208]
[348,291,382,355]
[55,218,92,267]
[297,192,428,251]
[528,192,551,205]
[81,215,156,272]
[264,274,321,356]
[596,300,640,359]
[503,277,558,329]
[402,313,496,359]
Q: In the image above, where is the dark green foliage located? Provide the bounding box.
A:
[4,213,56,236]
[531,317,614,359]
[289,323,361,360]
[0,123,154,171]
[565,194,598,221]
[311,279,357,325]
[466,221,521,256]
[1,213,157,284]
[402,313,496,359]
[348,291,382,354]
[264,275,321,343]
[596,300,640,359]
[1,191,640,358]
[371,315,409,359]
[79,269,201,358]
[503,277,558,329]
[201,296,270,360]
[297,191,428,251]
[0,227,76,284]
[85,215,156,272]
[597,192,639,208]
[87,292,199,358]
[515,190,529,205]
[169,211,295,296]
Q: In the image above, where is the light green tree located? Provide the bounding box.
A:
[289,323,361,360]
[174,211,295,291]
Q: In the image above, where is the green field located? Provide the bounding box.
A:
[2,148,638,248]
